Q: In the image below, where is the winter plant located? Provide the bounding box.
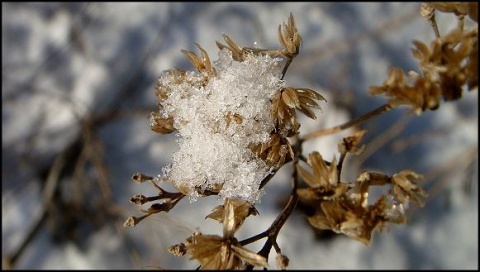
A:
[124,3,477,269]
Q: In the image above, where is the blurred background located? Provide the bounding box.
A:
[2,2,477,269]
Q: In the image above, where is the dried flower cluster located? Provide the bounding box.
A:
[148,13,324,204]
[124,5,476,269]
[169,198,267,269]
[297,142,427,245]
[370,2,478,114]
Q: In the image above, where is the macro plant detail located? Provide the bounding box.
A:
[125,3,477,270]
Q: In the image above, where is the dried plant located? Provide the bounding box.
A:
[125,4,477,270]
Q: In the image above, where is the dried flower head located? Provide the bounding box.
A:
[370,4,478,114]
[205,198,259,233]
[216,33,245,62]
[271,87,326,136]
[250,133,293,169]
[275,253,290,270]
[278,13,302,59]
[181,43,216,78]
[391,170,428,207]
[180,198,268,269]
[307,199,379,246]
[297,152,348,201]
[338,130,367,155]
[149,13,328,204]
[369,67,442,114]
[304,167,427,245]
[425,2,470,17]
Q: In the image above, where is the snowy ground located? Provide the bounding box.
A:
[2,2,478,269]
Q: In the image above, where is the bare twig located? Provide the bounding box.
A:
[301,103,394,141]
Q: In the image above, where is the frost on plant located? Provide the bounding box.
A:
[155,50,285,203]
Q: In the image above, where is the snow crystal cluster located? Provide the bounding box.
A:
[158,49,285,203]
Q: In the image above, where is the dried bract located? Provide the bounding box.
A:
[181,43,216,77]
[205,198,259,233]
[216,33,245,61]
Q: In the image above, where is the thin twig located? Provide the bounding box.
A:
[301,103,394,141]
[337,152,347,182]
[281,58,293,80]
[4,148,69,268]
[352,114,411,171]
[246,136,301,269]
[429,13,441,39]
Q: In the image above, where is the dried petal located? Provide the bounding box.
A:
[231,244,268,268]
[206,198,258,234]
[281,87,300,108]
[216,33,244,61]
[297,164,316,188]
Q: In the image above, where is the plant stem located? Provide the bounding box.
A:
[246,137,301,269]
[429,13,441,39]
[281,58,293,80]
[301,103,393,141]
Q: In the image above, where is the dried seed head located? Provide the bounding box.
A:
[425,2,469,16]
[181,43,216,77]
[278,13,302,59]
[391,170,427,207]
[132,172,153,183]
[129,194,148,205]
[420,3,435,20]
[216,33,245,61]
[338,130,367,155]
[123,216,139,227]
[275,253,290,270]
[250,133,293,168]
[205,198,259,234]
[271,87,325,136]
[168,243,187,257]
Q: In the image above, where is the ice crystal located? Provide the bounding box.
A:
[158,49,285,203]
